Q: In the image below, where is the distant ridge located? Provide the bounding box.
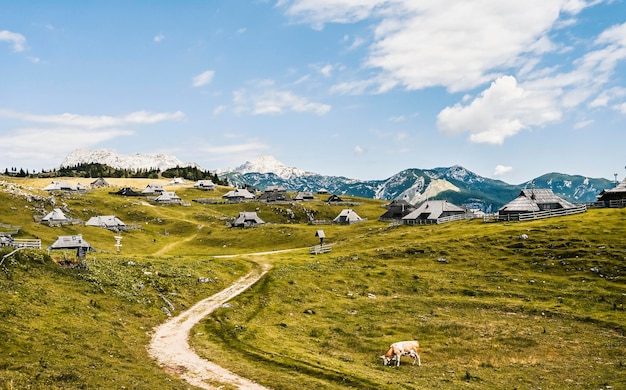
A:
[220,156,614,211]
[57,152,615,210]
[61,149,201,172]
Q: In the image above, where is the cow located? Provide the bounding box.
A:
[380,340,421,366]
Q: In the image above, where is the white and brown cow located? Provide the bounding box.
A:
[380,340,421,366]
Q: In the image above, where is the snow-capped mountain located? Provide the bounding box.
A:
[59,151,613,210]
[219,156,612,210]
[61,149,201,171]
[224,155,315,180]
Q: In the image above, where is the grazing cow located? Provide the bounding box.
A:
[380,340,421,366]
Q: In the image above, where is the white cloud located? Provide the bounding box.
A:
[278,0,382,30]
[154,33,165,43]
[213,105,227,116]
[354,145,364,154]
[613,102,626,114]
[280,1,594,93]
[292,75,311,85]
[574,119,594,129]
[0,127,134,167]
[0,109,184,129]
[389,115,405,123]
[319,64,333,77]
[0,109,183,168]
[395,131,408,141]
[343,34,365,50]
[233,88,331,115]
[437,76,561,144]
[237,27,247,34]
[437,18,626,145]
[493,165,513,176]
[0,30,26,52]
[589,87,626,108]
[192,70,215,87]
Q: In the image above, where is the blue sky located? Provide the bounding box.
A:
[1,0,625,183]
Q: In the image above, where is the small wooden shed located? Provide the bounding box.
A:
[402,200,466,225]
[41,208,70,225]
[48,234,94,258]
[379,199,416,221]
[596,177,626,206]
[333,209,364,225]
[86,215,126,231]
[231,212,265,228]
[498,189,576,218]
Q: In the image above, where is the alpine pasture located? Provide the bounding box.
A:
[0,177,624,389]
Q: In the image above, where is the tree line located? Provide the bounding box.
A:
[2,163,228,185]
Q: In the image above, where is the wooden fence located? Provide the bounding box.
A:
[484,205,587,222]
[0,223,21,235]
[404,213,471,225]
[585,199,626,208]
[309,243,333,254]
[9,239,42,249]
[309,220,333,225]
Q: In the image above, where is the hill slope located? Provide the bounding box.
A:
[0,177,624,389]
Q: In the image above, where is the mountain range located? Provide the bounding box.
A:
[61,149,200,172]
[62,150,614,211]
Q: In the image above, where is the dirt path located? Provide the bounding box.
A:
[152,224,205,257]
[147,263,272,390]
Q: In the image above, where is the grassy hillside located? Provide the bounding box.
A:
[0,177,624,389]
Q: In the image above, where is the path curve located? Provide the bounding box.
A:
[148,263,272,390]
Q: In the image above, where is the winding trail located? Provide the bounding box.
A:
[147,263,272,390]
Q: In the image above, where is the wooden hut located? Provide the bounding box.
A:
[48,234,94,258]
[498,189,576,218]
[402,200,466,225]
[231,212,265,228]
[41,208,70,225]
[596,177,626,207]
[90,177,110,188]
[142,184,165,195]
[293,191,315,201]
[258,186,288,202]
[222,188,255,202]
[333,209,364,225]
[193,180,216,190]
[86,215,126,231]
[154,191,182,204]
[110,187,143,196]
[379,199,416,221]
[42,181,78,192]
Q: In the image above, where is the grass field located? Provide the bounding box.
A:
[0,177,624,389]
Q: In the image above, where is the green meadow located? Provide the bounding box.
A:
[0,177,624,389]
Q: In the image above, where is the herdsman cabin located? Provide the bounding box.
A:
[42,181,85,192]
[153,191,182,204]
[402,200,466,225]
[41,208,71,226]
[222,188,255,202]
[110,187,143,196]
[231,212,265,228]
[293,191,315,201]
[90,177,110,188]
[333,209,364,225]
[85,215,126,231]
[596,177,626,207]
[48,234,94,258]
[497,188,585,220]
[379,199,416,221]
[193,180,216,190]
[257,186,288,202]
[142,184,165,195]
